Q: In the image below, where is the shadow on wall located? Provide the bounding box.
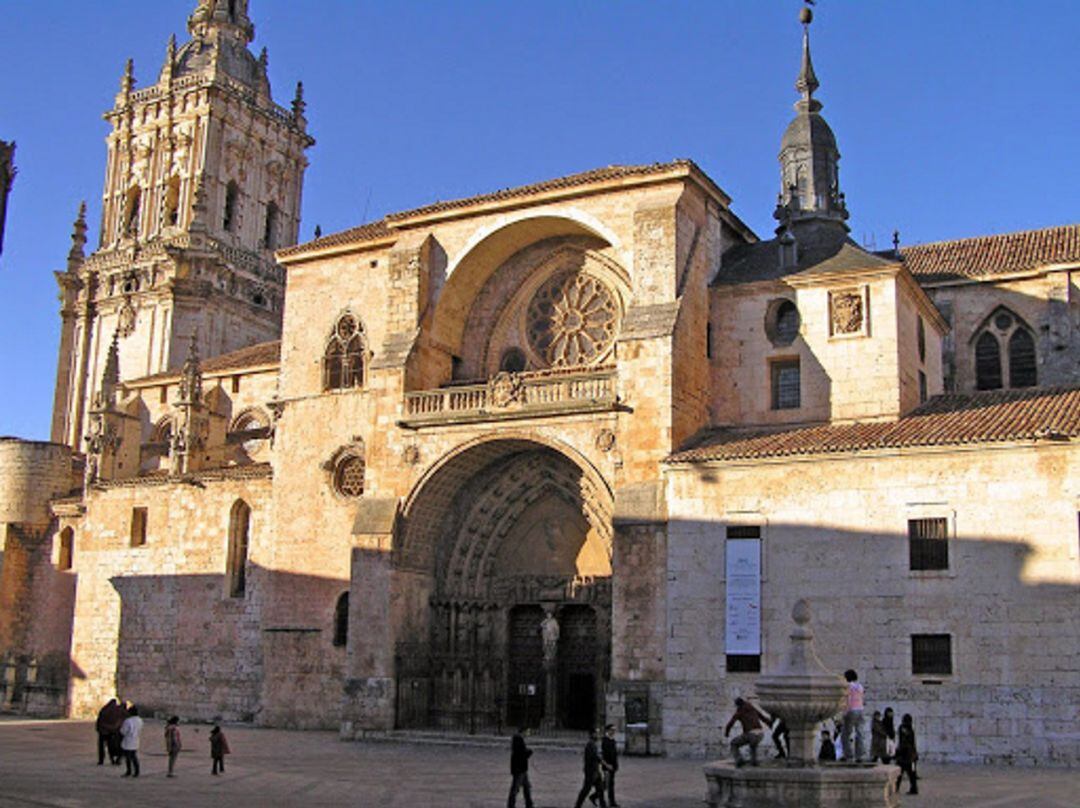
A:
[661,510,1079,766]
[105,563,350,729]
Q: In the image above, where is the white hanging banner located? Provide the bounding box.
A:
[725,538,762,655]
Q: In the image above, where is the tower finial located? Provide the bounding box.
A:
[795,6,820,111]
[67,202,88,272]
[120,58,135,95]
[292,81,307,122]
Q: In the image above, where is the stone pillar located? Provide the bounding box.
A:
[540,604,559,729]
[341,497,399,736]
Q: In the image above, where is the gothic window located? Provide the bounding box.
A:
[123,187,141,237]
[322,313,366,390]
[499,347,527,374]
[1008,329,1037,388]
[975,331,1002,390]
[263,202,279,249]
[525,271,618,368]
[58,528,74,571]
[223,181,240,232]
[333,592,349,647]
[770,358,801,410]
[163,176,181,227]
[974,308,1036,391]
[229,409,269,457]
[227,500,250,598]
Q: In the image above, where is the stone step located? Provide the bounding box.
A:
[349,729,583,751]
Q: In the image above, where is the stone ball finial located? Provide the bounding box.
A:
[800,6,813,25]
[792,598,812,626]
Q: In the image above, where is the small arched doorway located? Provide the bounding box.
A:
[395,438,612,733]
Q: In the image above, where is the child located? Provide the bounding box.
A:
[209,725,230,775]
[164,716,182,777]
[895,714,918,795]
[817,726,836,762]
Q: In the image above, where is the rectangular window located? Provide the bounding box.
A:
[231,375,241,394]
[159,385,168,404]
[726,654,761,673]
[130,507,148,547]
[726,525,761,540]
[912,633,952,675]
[770,359,801,410]
[909,517,948,570]
[918,370,928,404]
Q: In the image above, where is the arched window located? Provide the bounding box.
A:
[123,187,141,237]
[263,201,279,249]
[499,347,527,374]
[223,181,240,232]
[1008,329,1037,388]
[58,528,74,571]
[916,316,926,364]
[227,499,251,598]
[163,176,181,227]
[333,592,349,647]
[323,313,365,390]
[975,332,1002,390]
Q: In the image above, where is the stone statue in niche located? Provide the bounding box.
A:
[831,289,864,335]
[540,610,560,664]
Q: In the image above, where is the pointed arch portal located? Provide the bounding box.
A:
[394,437,613,732]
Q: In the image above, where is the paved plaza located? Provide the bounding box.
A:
[0,719,1076,807]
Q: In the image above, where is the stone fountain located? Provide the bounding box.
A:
[703,600,900,807]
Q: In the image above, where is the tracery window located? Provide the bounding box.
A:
[525,271,618,367]
[973,308,1036,391]
[323,314,366,390]
[333,455,366,498]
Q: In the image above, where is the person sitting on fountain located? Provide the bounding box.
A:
[724,697,766,767]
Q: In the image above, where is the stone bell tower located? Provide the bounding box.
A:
[50,0,314,449]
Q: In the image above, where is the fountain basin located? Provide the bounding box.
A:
[704,760,900,808]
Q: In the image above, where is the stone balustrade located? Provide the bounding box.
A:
[401,366,618,427]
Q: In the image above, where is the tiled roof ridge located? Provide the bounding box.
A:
[902,222,1080,282]
[129,339,281,384]
[668,384,1080,464]
[278,160,700,258]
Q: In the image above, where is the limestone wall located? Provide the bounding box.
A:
[663,441,1080,764]
[68,472,271,722]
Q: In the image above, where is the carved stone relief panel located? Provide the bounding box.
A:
[829,286,869,337]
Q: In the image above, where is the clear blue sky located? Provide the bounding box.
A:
[1,1,1077,440]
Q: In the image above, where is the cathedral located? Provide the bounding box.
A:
[1,1,1077,766]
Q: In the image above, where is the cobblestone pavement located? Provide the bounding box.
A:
[0,719,1076,807]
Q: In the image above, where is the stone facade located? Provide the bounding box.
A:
[0,2,1077,768]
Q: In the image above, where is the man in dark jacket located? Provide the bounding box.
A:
[573,729,609,808]
[95,698,126,765]
[507,727,535,808]
[601,724,620,807]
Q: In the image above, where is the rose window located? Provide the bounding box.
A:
[526,271,618,367]
[334,455,365,498]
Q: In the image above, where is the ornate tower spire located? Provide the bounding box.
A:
[774,5,848,236]
[188,0,254,45]
[66,202,88,272]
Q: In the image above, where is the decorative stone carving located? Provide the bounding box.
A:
[487,371,523,408]
[595,429,616,452]
[540,608,560,665]
[116,296,137,338]
[403,444,421,466]
[830,288,865,335]
[526,270,618,367]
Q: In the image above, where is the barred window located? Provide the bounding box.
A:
[1008,329,1037,388]
[771,359,801,410]
[909,517,948,571]
[912,634,952,675]
[323,314,366,391]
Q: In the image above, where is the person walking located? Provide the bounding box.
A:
[507,727,534,808]
[572,729,608,808]
[895,714,919,795]
[209,725,230,775]
[95,698,126,765]
[724,698,766,767]
[841,669,866,761]
[164,716,182,777]
[882,707,897,763]
[600,724,619,807]
[869,710,887,762]
[119,705,143,778]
